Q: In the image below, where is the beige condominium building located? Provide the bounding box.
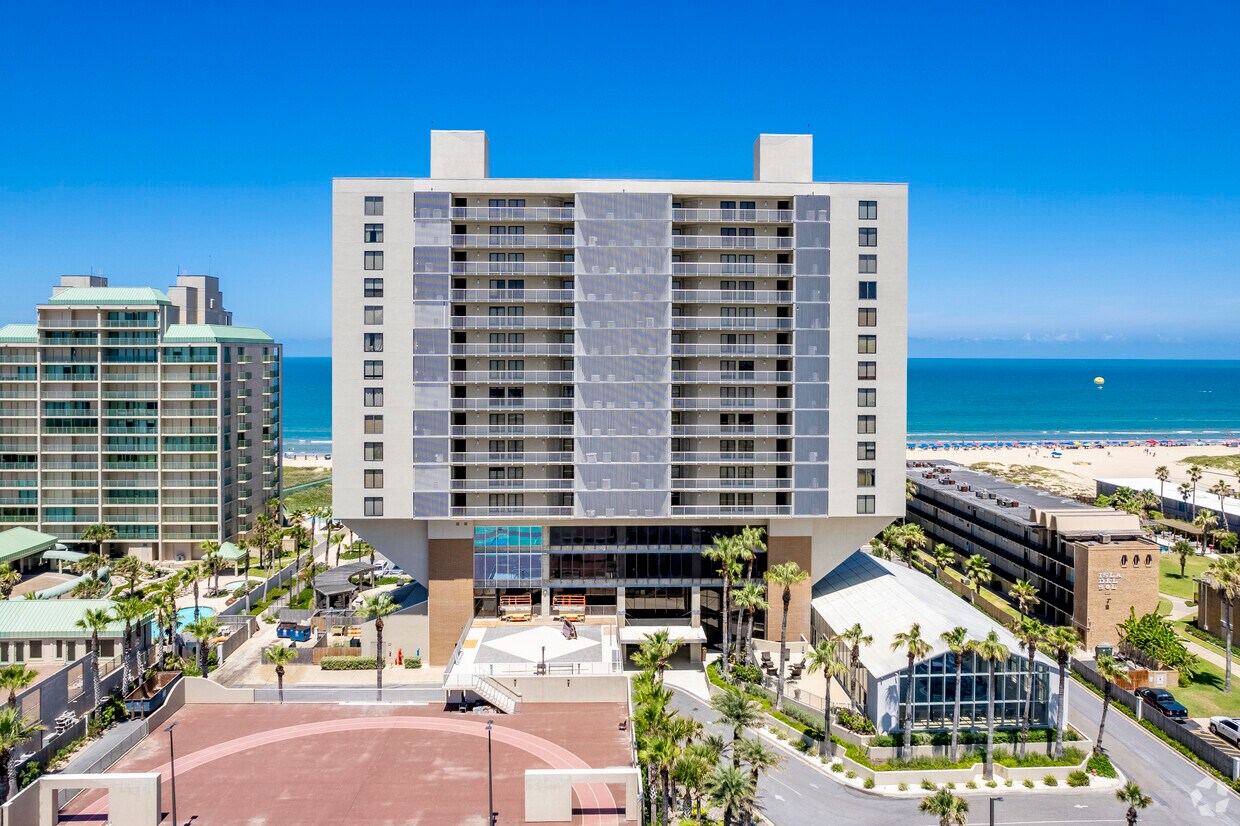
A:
[0,275,282,562]
[333,131,908,663]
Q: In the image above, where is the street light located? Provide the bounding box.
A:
[487,720,497,825]
[989,795,1004,826]
[165,721,180,826]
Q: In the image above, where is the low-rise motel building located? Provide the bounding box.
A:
[906,460,1159,649]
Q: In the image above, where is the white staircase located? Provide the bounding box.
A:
[443,672,521,714]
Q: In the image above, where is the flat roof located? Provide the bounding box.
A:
[313,562,375,597]
[1098,477,1240,519]
[163,324,275,344]
[0,527,59,566]
[908,460,1094,527]
[0,324,37,344]
[618,625,708,645]
[45,287,171,306]
[811,551,1052,680]
[0,599,148,640]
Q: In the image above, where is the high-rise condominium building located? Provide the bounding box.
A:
[333,131,907,662]
[0,275,282,562]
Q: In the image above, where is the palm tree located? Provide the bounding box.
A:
[330,531,345,567]
[732,583,768,666]
[264,645,298,703]
[940,626,970,762]
[837,623,873,713]
[184,616,220,678]
[806,637,847,757]
[1116,781,1152,825]
[0,565,20,600]
[71,552,105,582]
[1094,653,1128,754]
[1205,556,1240,692]
[1189,464,1204,518]
[1040,625,1079,759]
[111,554,143,598]
[1012,617,1046,757]
[736,736,783,791]
[147,586,176,667]
[868,533,894,561]
[906,477,917,500]
[968,630,1010,780]
[963,554,992,604]
[70,577,108,598]
[367,539,377,587]
[1008,579,1040,617]
[1178,481,1193,520]
[1195,509,1219,554]
[1154,465,1169,503]
[703,534,742,676]
[112,596,150,690]
[672,752,712,820]
[1172,539,1195,578]
[891,623,931,752]
[200,540,223,595]
[931,543,955,580]
[0,706,44,803]
[919,787,969,826]
[80,523,117,560]
[74,607,114,720]
[709,687,762,767]
[236,536,254,613]
[707,764,754,826]
[765,560,808,712]
[358,592,397,700]
[630,629,684,683]
[178,562,204,623]
[0,665,36,709]
[646,732,679,826]
[898,523,928,568]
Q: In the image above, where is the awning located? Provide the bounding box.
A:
[0,528,59,566]
[313,562,376,597]
[217,542,249,562]
[40,547,83,564]
[618,625,708,645]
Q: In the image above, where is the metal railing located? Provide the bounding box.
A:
[672,317,792,330]
[672,398,791,410]
[450,370,572,383]
[673,208,793,223]
[451,479,572,490]
[451,506,573,517]
[672,478,791,490]
[673,371,792,383]
[670,505,792,516]
[450,344,575,357]
[672,290,793,303]
[451,316,574,330]
[451,261,575,276]
[450,425,573,437]
[451,398,574,410]
[451,452,573,464]
[672,236,792,249]
[453,234,575,248]
[450,288,574,303]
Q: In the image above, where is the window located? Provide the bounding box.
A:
[364,388,384,407]
[364,360,383,379]
[364,306,384,325]
[859,281,877,300]
[364,251,384,270]
[364,442,384,461]
[364,469,384,489]
[858,308,878,327]
[859,228,877,247]
[364,333,383,352]
[364,278,384,297]
[364,223,384,243]
[858,361,877,380]
[857,441,876,461]
[857,495,876,514]
[858,335,877,354]
[857,469,876,487]
[859,200,878,220]
[364,497,384,516]
[364,415,384,434]
[859,254,877,274]
[858,415,877,434]
[858,389,877,407]
[364,196,383,216]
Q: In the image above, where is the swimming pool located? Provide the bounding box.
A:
[224,580,251,591]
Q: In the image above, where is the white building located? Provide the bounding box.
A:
[332,131,908,663]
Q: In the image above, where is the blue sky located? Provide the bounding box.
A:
[1,1,1237,358]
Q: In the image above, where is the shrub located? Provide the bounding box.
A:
[403,656,423,669]
[1023,779,1034,789]
[1004,779,1013,787]
[1042,775,1058,787]
[920,779,935,790]
[910,733,932,746]
[1067,770,1090,787]
[794,738,813,754]
[844,770,857,779]
[871,734,895,747]
[985,780,997,788]
[836,708,877,735]
[731,663,763,684]
[898,782,909,791]
[965,781,977,789]
[321,656,379,670]
[830,762,844,773]
[1086,753,1117,778]
[17,760,42,790]
[863,776,875,789]
[945,782,955,790]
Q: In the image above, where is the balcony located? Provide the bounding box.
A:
[450,289,574,303]
[101,318,159,328]
[671,478,791,490]
[102,390,159,400]
[41,354,98,364]
[45,479,99,487]
[451,506,573,518]
[450,425,574,438]
[450,316,574,330]
[0,497,37,506]
[450,344,574,357]
[163,529,219,540]
[672,371,792,384]
[673,208,793,223]
[672,317,792,331]
[162,460,218,470]
[671,344,793,357]
[450,452,573,464]
[0,462,37,470]
[451,206,574,221]
[161,390,215,400]
[452,234,574,249]
[0,426,37,435]
[42,390,99,400]
[38,319,98,329]
[672,290,792,304]
[161,478,219,488]
[0,391,36,400]
[450,371,572,384]
[42,495,99,505]
[670,505,791,516]
[451,262,575,277]
[451,398,573,411]
[450,479,572,491]
[672,398,792,410]
[162,425,217,435]
[44,426,99,435]
[163,371,217,383]
[672,452,791,463]
[98,372,156,383]
[0,479,37,488]
[672,237,792,250]
[0,355,35,364]
[42,443,99,453]
[105,461,158,470]
[162,408,218,417]
[43,460,97,470]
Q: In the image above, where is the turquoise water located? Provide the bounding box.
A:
[150,605,217,638]
[282,356,1240,446]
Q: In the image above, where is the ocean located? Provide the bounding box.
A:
[279,357,1240,453]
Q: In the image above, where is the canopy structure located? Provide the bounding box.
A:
[40,548,83,564]
[617,625,707,645]
[217,541,249,562]
[313,562,376,598]
[0,527,59,567]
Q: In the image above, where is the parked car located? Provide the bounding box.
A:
[1135,687,1189,721]
[1209,716,1240,746]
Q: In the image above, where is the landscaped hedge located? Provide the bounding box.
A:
[321,656,379,670]
[403,656,422,669]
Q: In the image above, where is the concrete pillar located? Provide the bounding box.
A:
[689,643,702,663]
[690,586,701,628]
[540,587,551,619]
[616,586,626,628]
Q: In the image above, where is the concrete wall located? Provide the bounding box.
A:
[181,676,254,703]
[766,534,813,642]
[359,611,429,664]
[484,674,629,704]
[428,536,474,664]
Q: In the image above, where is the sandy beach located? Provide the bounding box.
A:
[906,443,1239,499]
[284,453,332,469]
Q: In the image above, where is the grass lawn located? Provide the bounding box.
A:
[1160,552,1211,600]
[1175,659,1240,718]
[1182,454,1240,474]
[285,482,332,511]
[284,465,331,488]
[1158,597,1172,617]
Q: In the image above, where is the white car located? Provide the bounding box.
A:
[1208,716,1240,746]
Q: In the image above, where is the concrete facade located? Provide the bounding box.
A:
[0,275,282,561]
[333,131,907,663]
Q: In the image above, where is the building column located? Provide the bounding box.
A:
[540,587,551,619]
[616,586,626,628]
[766,535,813,643]
[690,586,701,628]
[427,537,475,665]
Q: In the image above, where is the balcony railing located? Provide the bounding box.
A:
[673,262,794,277]
[451,398,574,411]
[672,317,792,331]
[672,208,793,223]
[670,505,791,516]
[42,444,99,453]
[449,425,574,437]
[451,262,575,276]
[450,289,574,303]
[452,234,574,249]
[450,452,573,464]
[161,408,218,417]
[42,390,99,399]
[450,344,575,357]
[450,316,574,330]
[163,371,218,382]
[451,506,573,517]
[672,237,792,250]
[672,452,791,463]
[672,398,791,410]
[450,371,572,384]
[673,371,792,383]
[672,344,793,357]
[451,479,572,491]
[451,207,575,221]
[672,290,792,303]
[38,319,98,329]
[672,478,791,490]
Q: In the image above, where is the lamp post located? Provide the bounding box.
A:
[165,721,180,826]
[989,795,1004,826]
[487,720,496,825]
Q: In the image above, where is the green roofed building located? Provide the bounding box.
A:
[0,527,60,571]
[0,274,282,562]
[0,598,153,667]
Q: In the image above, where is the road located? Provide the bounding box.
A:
[668,676,1238,825]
